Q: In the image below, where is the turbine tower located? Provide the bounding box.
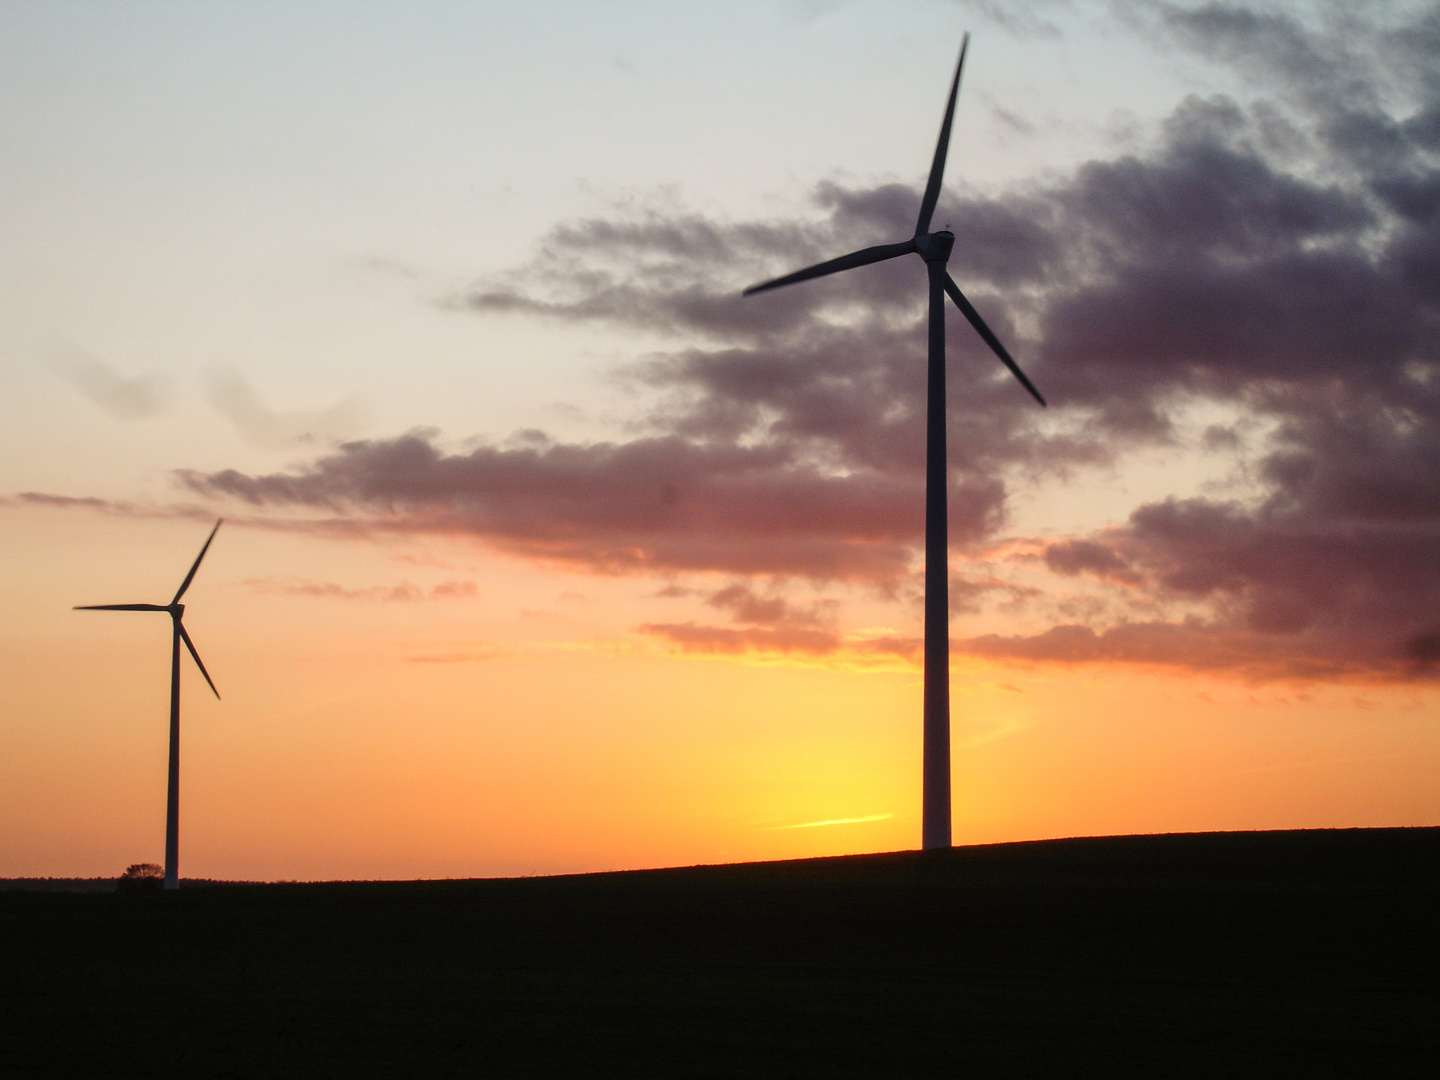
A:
[743,35,1046,850]
[76,520,223,889]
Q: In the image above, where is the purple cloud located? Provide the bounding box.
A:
[99,3,1440,682]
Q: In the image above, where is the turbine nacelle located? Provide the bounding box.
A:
[914,231,954,263]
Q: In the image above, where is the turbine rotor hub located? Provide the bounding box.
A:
[915,230,954,263]
[170,603,184,617]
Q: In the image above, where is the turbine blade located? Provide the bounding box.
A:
[177,621,220,700]
[742,240,916,296]
[944,273,1046,406]
[171,519,222,605]
[915,33,969,237]
[74,603,169,611]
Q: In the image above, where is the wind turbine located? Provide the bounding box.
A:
[743,35,1046,850]
[76,520,223,889]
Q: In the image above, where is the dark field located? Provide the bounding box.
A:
[3,829,1437,1077]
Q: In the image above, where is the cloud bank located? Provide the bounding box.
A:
[162,3,1440,681]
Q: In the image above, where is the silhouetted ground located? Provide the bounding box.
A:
[3,828,1437,1077]
[0,877,242,893]
[1,877,121,893]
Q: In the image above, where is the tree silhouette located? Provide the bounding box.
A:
[117,863,164,891]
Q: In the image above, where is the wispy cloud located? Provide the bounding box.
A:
[640,622,919,668]
[7,491,213,522]
[407,644,507,663]
[245,578,479,602]
[767,813,892,830]
[206,369,370,450]
[44,340,170,419]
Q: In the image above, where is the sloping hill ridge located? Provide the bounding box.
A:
[3,828,1437,1077]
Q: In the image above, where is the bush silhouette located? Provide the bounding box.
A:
[117,863,164,891]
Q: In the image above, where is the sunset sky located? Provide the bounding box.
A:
[3,0,1438,881]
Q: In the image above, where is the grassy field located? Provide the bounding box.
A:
[3,828,1437,1077]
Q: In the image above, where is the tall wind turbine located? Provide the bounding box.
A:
[76,520,223,889]
[743,35,1046,850]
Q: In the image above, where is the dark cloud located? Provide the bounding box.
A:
[1406,628,1440,672]
[964,461,1440,681]
[180,431,998,582]
[168,2,1440,682]
[705,583,838,627]
[951,572,1042,615]
[958,619,1367,681]
[1159,2,1364,113]
[1043,539,1141,585]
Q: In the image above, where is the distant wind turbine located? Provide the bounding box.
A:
[743,35,1046,850]
[76,520,223,889]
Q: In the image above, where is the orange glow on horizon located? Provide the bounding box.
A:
[3,508,1438,881]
